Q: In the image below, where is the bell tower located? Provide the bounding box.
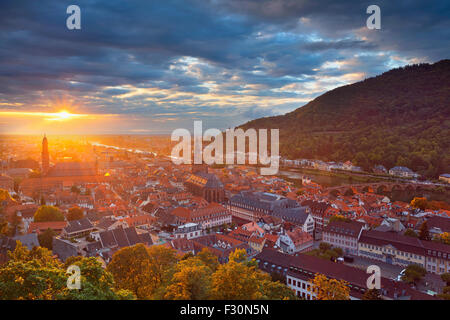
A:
[42,134,49,175]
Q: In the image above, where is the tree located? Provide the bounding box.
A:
[67,207,84,221]
[440,273,450,286]
[434,232,450,245]
[410,197,428,210]
[404,228,418,238]
[210,249,295,300]
[196,248,219,272]
[71,186,81,194]
[107,244,154,299]
[161,257,213,300]
[0,242,133,300]
[401,264,426,284]
[309,273,350,300]
[34,205,64,222]
[306,244,342,261]
[62,256,135,300]
[270,271,286,283]
[10,212,23,236]
[418,221,431,241]
[107,244,178,299]
[38,228,56,250]
[329,215,351,223]
[319,242,332,252]
[363,288,383,300]
[0,216,11,236]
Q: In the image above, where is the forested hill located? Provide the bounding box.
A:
[239,60,450,178]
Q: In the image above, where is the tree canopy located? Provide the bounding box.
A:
[0,242,134,300]
[240,61,450,178]
[37,228,56,250]
[33,205,64,222]
[309,273,350,300]
[401,264,427,285]
[108,246,295,300]
[67,207,84,221]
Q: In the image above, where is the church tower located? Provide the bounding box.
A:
[42,134,49,175]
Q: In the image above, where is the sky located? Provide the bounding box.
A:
[0,0,449,135]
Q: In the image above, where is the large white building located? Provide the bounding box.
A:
[256,249,436,300]
[322,220,366,255]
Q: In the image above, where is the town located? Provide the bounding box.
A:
[0,135,449,300]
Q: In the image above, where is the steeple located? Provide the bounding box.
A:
[42,134,49,175]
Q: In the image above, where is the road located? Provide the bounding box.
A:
[343,256,403,280]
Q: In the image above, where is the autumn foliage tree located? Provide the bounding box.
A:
[67,207,84,221]
[363,288,383,300]
[37,228,56,250]
[161,255,214,300]
[0,242,133,300]
[401,264,426,285]
[210,249,295,300]
[107,244,178,299]
[418,221,431,241]
[410,197,428,211]
[434,232,450,245]
[108,246,295,300]
[34,205,64,222]
[309,273,350,300]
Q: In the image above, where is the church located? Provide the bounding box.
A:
[19,136,105,197]
[41,135,98,177]
[184,163,225,203]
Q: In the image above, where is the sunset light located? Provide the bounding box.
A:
[0,0,448,308]
[48,110,78,121]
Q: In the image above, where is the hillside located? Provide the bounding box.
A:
[239,60,450,178]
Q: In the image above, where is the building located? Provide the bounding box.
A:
[272,206,314,235]
[174,223,202,240]
[227,191,298,222]
[41,135,49,175]
[301,200,330,239]
[255,249,436,300]
[28,221,68,234]
[358,230,450,274]
[170,202,232,230]
[323,220,366,255]
[185,164,225,203]
[373,165,388,174]
[439,174,450,184]
[0,234,40,264]
[61,218,95,238]
[0,174,14,191]
[425,215,450,237]
[19,136,104,196]
[191,233,254,263]
[53,225,153,262]
[46,161,98,177]
[389,166,420,178]
[97,226,153,251]
[276,227,314,254]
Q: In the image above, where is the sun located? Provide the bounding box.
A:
[46,110,83,121]
[57,110,72,120]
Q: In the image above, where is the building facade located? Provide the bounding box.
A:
[323,220,365,255]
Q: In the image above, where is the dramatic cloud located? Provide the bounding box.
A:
[0,0,448,133]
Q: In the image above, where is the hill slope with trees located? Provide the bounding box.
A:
[240,60,450,178]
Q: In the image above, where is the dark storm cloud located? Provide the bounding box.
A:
[0,0,448,131]
[216,0,450,60]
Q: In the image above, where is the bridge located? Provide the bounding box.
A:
[324,182,444,196]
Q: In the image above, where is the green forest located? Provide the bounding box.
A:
[240,60,450,178]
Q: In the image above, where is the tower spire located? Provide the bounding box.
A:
[42,134,49,175]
